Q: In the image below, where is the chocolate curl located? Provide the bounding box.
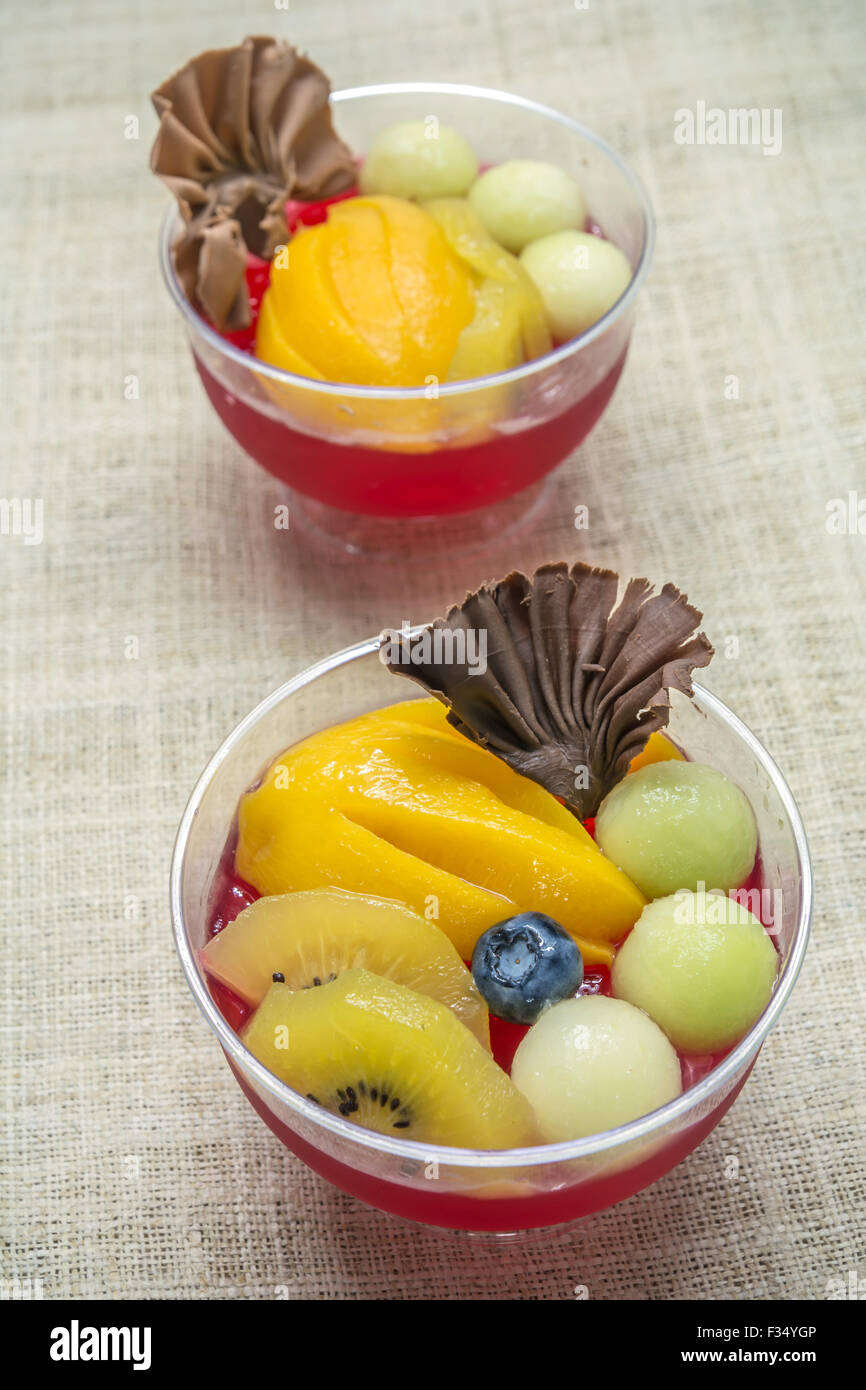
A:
[385,562,714,818]
[151,35,357,329]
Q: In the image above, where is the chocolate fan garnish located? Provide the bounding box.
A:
[151,35,357,330]
[384,562,714,818]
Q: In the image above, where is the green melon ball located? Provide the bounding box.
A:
[511,994,682,1141]
[611,892,778,1053]
[467,160,587,254]
[520,230,632,339]
[595,761,757,899]
[359,120,478,200]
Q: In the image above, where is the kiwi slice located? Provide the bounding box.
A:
[200,888,489,1046]
[242,968,536,1149]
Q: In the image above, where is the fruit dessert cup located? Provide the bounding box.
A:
[153,40,653,534]
[170,565,811,1236]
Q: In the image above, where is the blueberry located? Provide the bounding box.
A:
[471,913,584,1024]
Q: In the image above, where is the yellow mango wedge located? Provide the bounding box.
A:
[263,223,393,384]
[447,277,525,381]
[236,699,646,964]
[237,789,516,962]
[257,196,475,387]
[326,200,416,372]
[255,292,326,380]
[344,196,475,368]
[628,730,684,773]
[424,197,552,361]
[332,703,587,840]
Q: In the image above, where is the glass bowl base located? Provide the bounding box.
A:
[284,473,556,557]
[380,1208,597,1245]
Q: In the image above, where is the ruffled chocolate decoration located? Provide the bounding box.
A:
[384,562,714,818]
[151,35,356,329]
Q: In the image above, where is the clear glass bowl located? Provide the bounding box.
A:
[158,83,654,526]
[170,636,812,1236]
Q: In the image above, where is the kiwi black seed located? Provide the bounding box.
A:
[320,1078,415,1130]
[242,970,514,1145]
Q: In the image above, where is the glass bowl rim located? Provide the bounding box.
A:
[169,632,813,1171]
[157,80,656,402]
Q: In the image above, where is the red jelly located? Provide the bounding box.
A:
[285,186,359,231]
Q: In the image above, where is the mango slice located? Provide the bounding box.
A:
[237,790,516,962]
[350,196,475,366]
[326,200,416,373]
[256,195,474,387]
[324,702,587,840]
[425,196,527,282]
[263,223,396,385]
[628,731,684,773]
[236,699,646,964]
[424,197,552,362]
[254,293,325,380]
[447,277,524,381]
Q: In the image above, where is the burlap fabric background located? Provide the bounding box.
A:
[2,0,864,1301]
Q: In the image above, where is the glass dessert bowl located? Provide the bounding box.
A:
[156,78,654,526]
[170,566,811,1236]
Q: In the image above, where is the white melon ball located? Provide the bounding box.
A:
[511,994,682,1142]
[520,230,632,340]
[595,761,758,899]
[467,160,587,254]
[612,892,778,1054]
[360,120,478,200]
